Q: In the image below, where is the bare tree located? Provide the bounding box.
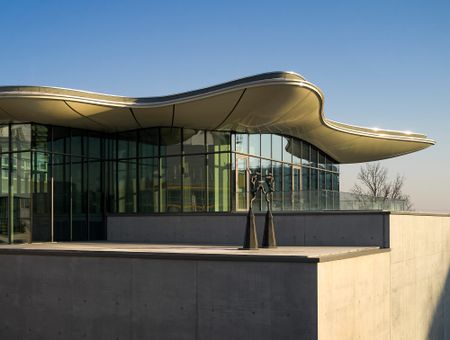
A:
[352,163,413,211]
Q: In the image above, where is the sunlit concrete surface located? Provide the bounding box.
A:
[0,212,449,339]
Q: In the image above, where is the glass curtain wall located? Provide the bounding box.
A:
[0,123,340,245]
[232,133,340,212]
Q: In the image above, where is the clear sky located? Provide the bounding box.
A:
[0,0,449,211]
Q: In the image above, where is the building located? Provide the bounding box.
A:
[1,72,448,340]
[0,71,434,244]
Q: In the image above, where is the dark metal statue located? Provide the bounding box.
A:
[262,172,277,248]
[243,171,277,249]
[243,172,260,249]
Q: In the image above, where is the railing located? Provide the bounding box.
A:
[243,190,408,212]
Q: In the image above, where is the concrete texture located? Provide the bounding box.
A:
[389,214,450,340]
[0,248,324,340]
[318,252,391,340]
[107,212,389,247]
[1,212,449,339]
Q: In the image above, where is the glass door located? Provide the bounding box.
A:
[235,155,249,211]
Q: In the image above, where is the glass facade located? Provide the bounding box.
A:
[0,124,340,244]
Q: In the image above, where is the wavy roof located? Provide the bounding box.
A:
[0,71,434,163]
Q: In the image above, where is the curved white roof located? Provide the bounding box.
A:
[0,71,434,163]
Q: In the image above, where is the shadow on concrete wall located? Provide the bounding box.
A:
[428,265,450,339]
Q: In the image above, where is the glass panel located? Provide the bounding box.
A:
[207,153,230,212]
[235,134,248,154]
[54,154,70,241]
[293,167,301,210]
[117,159,137,213]
[53,126,70,154]
[11,124,31,152]
[301,142,310,166]
[0,125,8,154]
[332,173,340,191]
[319,170,326,190]
[249,134,260,156]
[311,146,318,167]
[272,161,283,211]
[32,125,51,152]
[283,137,292,163]
[272,135,282,161]
[183,130,205,155]
[326,172,332,191]
[88,134,102,159]
[291,139,302,165]
[206,131,230,153]
[236,157,248,211]
[139,128,159,158]
[302,167,310,191]
[160,128,182,156]
[261,159,272,211]
[71,130,84,156]
[0,152,8,243]
[311,168,318,190]
[12,152,31,243]
[160,156,181,212]
[283,164,292,210]
[183,155,206,212]
[139,158,159,213]
[249,157,261,211]
[319,152,326,169]
[32,152,51,242]
[261,134,271,159]
[72,156,87,241]
[118,131,137,159]
[87,159,103,240]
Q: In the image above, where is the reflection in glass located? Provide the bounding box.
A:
[184,130,205,155]
[0,125,9,154]
[161,156,181,212]
[236,157,248,211]
[118,159,137,213]
[283,164,292,210]
[283,137,291,163]
[11,124,31,152]
[160,128,182,156]
[261,134,271,159]
[235,134,248,153]
[12,152,31,243]
[311,146,318,167]
[272,135,282,161]
[139,128,159,158]
[32,125,50,152]
[249,134,260,156]
[118,131,137,159]
[32,152,51,242]
[183,155,206,212]
[207,153,230,212]
[139,158,159,213]
[207,131,230,153]
[72,156,87,241]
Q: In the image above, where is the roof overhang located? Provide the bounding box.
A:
[0,71,435,163]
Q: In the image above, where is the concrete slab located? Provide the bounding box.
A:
[0,242,385,263]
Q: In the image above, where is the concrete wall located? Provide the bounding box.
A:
[317,252,391,340]
[389,214,450,340]
[0,254,318,340]
[107,212,389,247]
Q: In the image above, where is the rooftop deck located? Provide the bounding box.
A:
[0,242,386,263]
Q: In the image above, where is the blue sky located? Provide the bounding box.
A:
[1,0,449,211]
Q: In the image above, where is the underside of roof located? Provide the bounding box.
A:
[0,71,434,163]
